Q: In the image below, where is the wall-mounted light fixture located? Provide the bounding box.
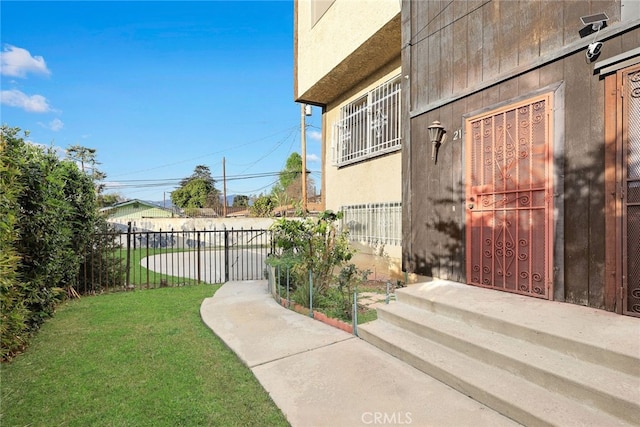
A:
[428,120,447,164]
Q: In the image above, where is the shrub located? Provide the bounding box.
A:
[250,195,275,217]
[0,125,119,360]
[334,264,371,320]
[0,127,28,359]
[13,139,81,331]
[268,210,354,303]
[74,217,125,295]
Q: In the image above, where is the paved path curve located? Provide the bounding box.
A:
[200,281,520,427]
[140,249,267,283]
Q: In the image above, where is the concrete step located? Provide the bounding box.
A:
[358,320,637,427]
[395,281,640,377]
[358,280,640,426]
[373,302,640,424]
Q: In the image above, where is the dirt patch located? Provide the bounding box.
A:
[361,279,405,293]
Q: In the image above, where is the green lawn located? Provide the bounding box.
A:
[0,285,289,427]
[123,247,201,287]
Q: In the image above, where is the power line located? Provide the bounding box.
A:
[227,179,280,195]
[404,0,492,50]
[406,0,454,47]
[109,124,300,178]
[103,170,321,191]
[235,127,298,173]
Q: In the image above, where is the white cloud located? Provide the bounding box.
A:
[38,118,64,131]
[1,45,51,78]
[1,89,52,113]
[307,153,320,163]
[308,130,322,142]
[48,118,64,131]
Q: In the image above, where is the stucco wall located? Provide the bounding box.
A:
[323,66,403,213]
[295,0,403,277]
[321,64,403,275]
[108,217,275,232]
[107,206,173,220]
[296,0,400,100]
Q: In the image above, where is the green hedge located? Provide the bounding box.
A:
[0,125,114,361]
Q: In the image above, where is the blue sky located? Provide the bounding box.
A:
[1,0,322,202]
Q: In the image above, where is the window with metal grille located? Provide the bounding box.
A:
[332,76,402,166]
[341,202,402,246]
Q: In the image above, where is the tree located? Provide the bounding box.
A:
[0,126,28,359]
[273,153,302,193]
[250,195,275,217]
[232,195,249,208]
[65,144,106,192]
[97,193,124,208]
[172,179,212,208]
[180,164,213,185]
[171,165,221,209]
[65,144,96,173]
[271,152,315,202]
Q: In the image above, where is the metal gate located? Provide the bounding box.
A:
[77,226,271,294]
[621,65,640,317]
[465,94,553,299]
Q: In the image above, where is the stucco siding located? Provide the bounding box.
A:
[108,217,275,232]
[325,152,401,211]
[106,206,173,219]
[296,0,401,103]
[323,66,403,212]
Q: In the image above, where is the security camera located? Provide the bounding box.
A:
[586,42,603,61]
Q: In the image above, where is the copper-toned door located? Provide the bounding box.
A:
[621,65,640,317]
[465,94,554,299]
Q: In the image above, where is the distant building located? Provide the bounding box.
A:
[100,199,175,219]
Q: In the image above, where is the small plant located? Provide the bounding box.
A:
[268,210,354,305]
[290,280,323,308]
[335,264,371,320]
[268,211,376,324]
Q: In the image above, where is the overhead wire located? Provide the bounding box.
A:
[227,179,280,195]
[109,124,300,178]
[406,0,454,47]
[234,126,299,173]
[103,170,321,192]
[106,119,322,197]
[404,0,492,49]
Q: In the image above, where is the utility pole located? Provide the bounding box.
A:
[300,103,310,212]
[222,157,227,217]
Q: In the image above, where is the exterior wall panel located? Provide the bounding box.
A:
[403,0,640,309]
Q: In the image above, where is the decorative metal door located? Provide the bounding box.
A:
[465,94,553,299]
[621,65,640,317]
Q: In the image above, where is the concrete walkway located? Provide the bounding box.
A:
[200,280,521,427]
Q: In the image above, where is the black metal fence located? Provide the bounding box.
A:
[78,224,272,294]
